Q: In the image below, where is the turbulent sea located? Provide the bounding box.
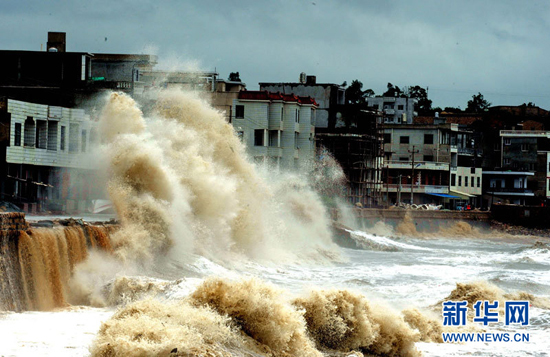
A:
[1,229,549,356]
[1,90,549,356]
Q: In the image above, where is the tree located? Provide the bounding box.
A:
[364,89,375,98]
[345,80,374,104]
[407,85,432,114]
[383,83,403,97]
[466,93,491,113]
[228,72,241,81]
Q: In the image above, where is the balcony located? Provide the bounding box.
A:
[487,187,534,196]
[386,161,449,171]
[384,109,395,115]
[385,184,449,194]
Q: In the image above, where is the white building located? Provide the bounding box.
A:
[1,98,98,213]
[231,91,317,169]
[382,123,482,207]
[366,97,417,124]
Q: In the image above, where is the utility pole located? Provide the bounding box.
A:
[398,174,402,205]
[386,166,389,208]
[408,145,419,204]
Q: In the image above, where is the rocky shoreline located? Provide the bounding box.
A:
[490,220,550,239]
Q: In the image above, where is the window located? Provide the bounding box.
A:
[451,174,456,186]
[281,107,284,121]
[521,143,529,151]
[35,120,47,149]
[477,177,480,188]
[295,132,299,149]
[400,136,409,144]
[470,167,475,174]
[465,176,468,187]
[424,134,433,145]
[47,121,58,151]
[69,124,79,153]
[398,104,404,110]
[296,109,299,123]
[423,155,433,162]
[236,131,244,142]
[254,129,264,146]
[81,129,87,153]
[24,117,35,147]
[529,163,536,171]
[60,126,66,151]
[269,130,279,147]
[14,123,21,146]
[494,143,500,151]
[504,138,511,145]
[458,176,462,186]
[471,176,474,187]
[236,105,244,119]
[383,133,391,144]
[503,158,511,165]
[399,157,408,161]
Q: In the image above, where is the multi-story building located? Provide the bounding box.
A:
[0,98,99,213]
[138,71,246,121]
[382,123,482,207]
[0,32,157,108]
[231,90,317,169]
[259,74,345,129]
[366,97,417,124]
[482,130,550,206]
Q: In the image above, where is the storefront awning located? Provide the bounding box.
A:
[450,190,476,199]
[425,193,461,198]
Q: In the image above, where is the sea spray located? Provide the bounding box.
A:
[95,90,340,266]
[92,277,428,357]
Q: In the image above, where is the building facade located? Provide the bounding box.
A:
[259,74,345,129]
[382,123,482,207]
[0,98,99,213]
[231,91,317,169]
[366,97,417,124]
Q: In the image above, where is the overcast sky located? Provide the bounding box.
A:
[2,0,550,110]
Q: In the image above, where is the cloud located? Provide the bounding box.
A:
[2,0,550,108]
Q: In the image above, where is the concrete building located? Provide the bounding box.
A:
[0,98,99,213]
[259,74,345,129]
[489,130,550,205]
[366,96,417,124]
[483,171,535,206]
[137,71,246,122]
[231,90,317,169]
[382,123,482,207]
[0,32,157,108]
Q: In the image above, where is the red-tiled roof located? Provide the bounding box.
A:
[444,116,482,125]
[298,96,318,106]
[413,116,434,124]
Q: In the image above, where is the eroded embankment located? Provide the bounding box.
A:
[0,213,117,311]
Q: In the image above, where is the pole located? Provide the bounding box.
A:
[398,174,402,205]
[408,145,419,204]
[386,166,389,208]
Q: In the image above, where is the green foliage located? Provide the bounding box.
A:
[345,80,375,104]
[228,72,241,81]
[466,93,491,113]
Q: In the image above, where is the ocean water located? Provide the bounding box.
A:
[1,229,548,356]
[1,90,548,356]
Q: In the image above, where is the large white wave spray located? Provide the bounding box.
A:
[96,90,339,266]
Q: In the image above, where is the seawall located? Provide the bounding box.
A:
[0,212,117,311]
